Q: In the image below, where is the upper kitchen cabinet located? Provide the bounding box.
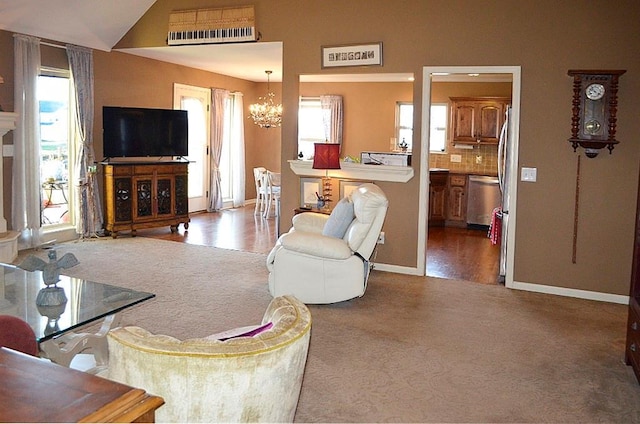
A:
[450,97,510,145]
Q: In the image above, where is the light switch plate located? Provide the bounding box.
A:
[521,167,537,182]
[450,154,462,163]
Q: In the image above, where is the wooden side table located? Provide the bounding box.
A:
[0,347,164,423]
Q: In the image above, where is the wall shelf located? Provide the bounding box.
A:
[288,160,414,183]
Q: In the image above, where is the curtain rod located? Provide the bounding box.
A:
[41,41,66,50]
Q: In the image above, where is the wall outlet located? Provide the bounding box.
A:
[377,231,385,244]
[521,167,537,182]
[475,155,483,164]
[450,154,462,163]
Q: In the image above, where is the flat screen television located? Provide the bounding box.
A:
[102,106,188,158]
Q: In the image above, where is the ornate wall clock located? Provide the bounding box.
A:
[568,69,626,158]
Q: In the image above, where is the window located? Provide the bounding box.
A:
[297,97,325,160]
[219,96,233,201]
[429,103,448,153]
[396,102,413,151]
[38,70,73,227]
[394,102,448,153]
[220,93,245,208]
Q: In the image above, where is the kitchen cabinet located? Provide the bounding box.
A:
[625,170,640,384]
[103,162,189,238]
[450,97,510,145]
[446,174,467,227]
[429,170,448,226]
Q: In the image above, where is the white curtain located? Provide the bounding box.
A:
[320,95,344,150]
[67,44,102,238]
[208,88,229,211]
[12,34,42,248]
[230,92,245,208]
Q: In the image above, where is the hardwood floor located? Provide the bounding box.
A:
[426,226,500,285]
[138,207,277,255]
[138,206,500,284]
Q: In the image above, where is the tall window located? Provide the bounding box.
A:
[429,103,448,153]
[38,70,73,227]
[297,97,324,160]
[394,102,448,153]
[219,96,233,201]
[220,93,245,208]
[396,102,413,150]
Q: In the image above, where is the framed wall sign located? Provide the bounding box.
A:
[321,42,383,68]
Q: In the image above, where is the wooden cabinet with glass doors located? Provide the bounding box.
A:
[103,162,189,238]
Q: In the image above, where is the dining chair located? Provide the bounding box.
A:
[253,167,267,216]
[264,171,281,218]
[0,315,39,356]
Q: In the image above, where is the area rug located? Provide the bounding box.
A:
[18,237,274,339]
[19,237,640,423]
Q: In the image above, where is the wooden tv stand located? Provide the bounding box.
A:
[103,161,190,238]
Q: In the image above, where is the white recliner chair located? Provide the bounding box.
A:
[267,183,388,304]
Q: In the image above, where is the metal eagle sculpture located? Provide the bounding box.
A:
[18,250,79,286]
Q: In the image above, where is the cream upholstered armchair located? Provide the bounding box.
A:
[267,183,388,304]
[105,295,311,423]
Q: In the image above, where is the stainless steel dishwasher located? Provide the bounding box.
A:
[466,175,501,226]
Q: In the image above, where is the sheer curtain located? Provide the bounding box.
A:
[230,92,245,208]
[67,44,102,238]
[208,88,229,211]
[12,34,42,249]
[320,95,344,149]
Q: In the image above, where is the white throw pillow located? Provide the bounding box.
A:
[322,197,355,239]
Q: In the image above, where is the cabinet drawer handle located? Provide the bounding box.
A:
[632,343,637,353]
[633,321,638,331]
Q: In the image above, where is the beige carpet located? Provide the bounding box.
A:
[18,237,640,423]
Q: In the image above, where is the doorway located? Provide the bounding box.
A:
[419,66,521,289]
[173,83,211,213]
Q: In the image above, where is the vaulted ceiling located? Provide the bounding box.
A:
[0,0,283,82]
[0,2,510,84]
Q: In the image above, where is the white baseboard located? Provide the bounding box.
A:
[372,263,629,305]
[373,263,422,276]
[511,280,629,305]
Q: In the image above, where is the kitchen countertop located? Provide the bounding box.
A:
[429,168,497,177]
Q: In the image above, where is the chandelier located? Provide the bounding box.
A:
[249,70,282,128]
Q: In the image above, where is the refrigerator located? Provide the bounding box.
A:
[497,106,513,284]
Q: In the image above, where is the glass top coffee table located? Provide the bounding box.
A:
[0,262,154,371]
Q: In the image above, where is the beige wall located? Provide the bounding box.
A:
[300,81,413,159]
[93,50,281,201]
[2,0,640,297]
[116,0,640,295]
[0,35,281,216]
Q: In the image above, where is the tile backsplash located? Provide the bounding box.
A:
[429,144,498,175]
